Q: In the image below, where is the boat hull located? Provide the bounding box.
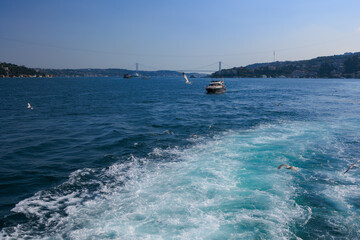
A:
[206,87,226,94]
[123,74,133,79]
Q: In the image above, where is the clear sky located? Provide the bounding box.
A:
[1,0,360,71]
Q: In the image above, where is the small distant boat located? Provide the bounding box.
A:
[124,73,141,79]
[123,74,133,79]
[206,80,226,94]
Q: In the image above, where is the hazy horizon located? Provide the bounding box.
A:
[1,0,360,71]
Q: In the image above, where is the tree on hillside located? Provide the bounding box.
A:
[0,68,6,75]
[318,62,334,77]
[344,55,360,74]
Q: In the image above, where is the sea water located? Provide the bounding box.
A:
[1,77,360,239]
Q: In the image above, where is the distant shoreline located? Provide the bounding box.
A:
[2,51,360,79]
[211,52,360,79]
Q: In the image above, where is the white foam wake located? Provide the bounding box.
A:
[2,121,360,239]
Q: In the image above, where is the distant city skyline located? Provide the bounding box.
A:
[1,0,360,71]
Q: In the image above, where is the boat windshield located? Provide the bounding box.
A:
[209,82,223,86]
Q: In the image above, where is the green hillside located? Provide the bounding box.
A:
[211,52,360,78]
[0,62,47,78]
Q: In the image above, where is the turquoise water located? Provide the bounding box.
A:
[1,77,360,239]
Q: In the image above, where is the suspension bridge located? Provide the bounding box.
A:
[125,61,235,73]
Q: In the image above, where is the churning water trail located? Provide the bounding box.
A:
[3,120,360,239]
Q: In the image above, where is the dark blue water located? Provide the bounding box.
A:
[1,77,360,239]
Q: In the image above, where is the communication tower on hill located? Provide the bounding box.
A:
[273,51,276,62]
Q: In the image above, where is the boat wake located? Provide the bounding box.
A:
[2,121,360,239]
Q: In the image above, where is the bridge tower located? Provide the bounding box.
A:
[136,63,139,72]
[219,61,222,72]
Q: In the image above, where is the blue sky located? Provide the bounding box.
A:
[1,0,360,71]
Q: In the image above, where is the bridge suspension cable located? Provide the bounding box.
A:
[132,61,222,73]
[221,62,235,69]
